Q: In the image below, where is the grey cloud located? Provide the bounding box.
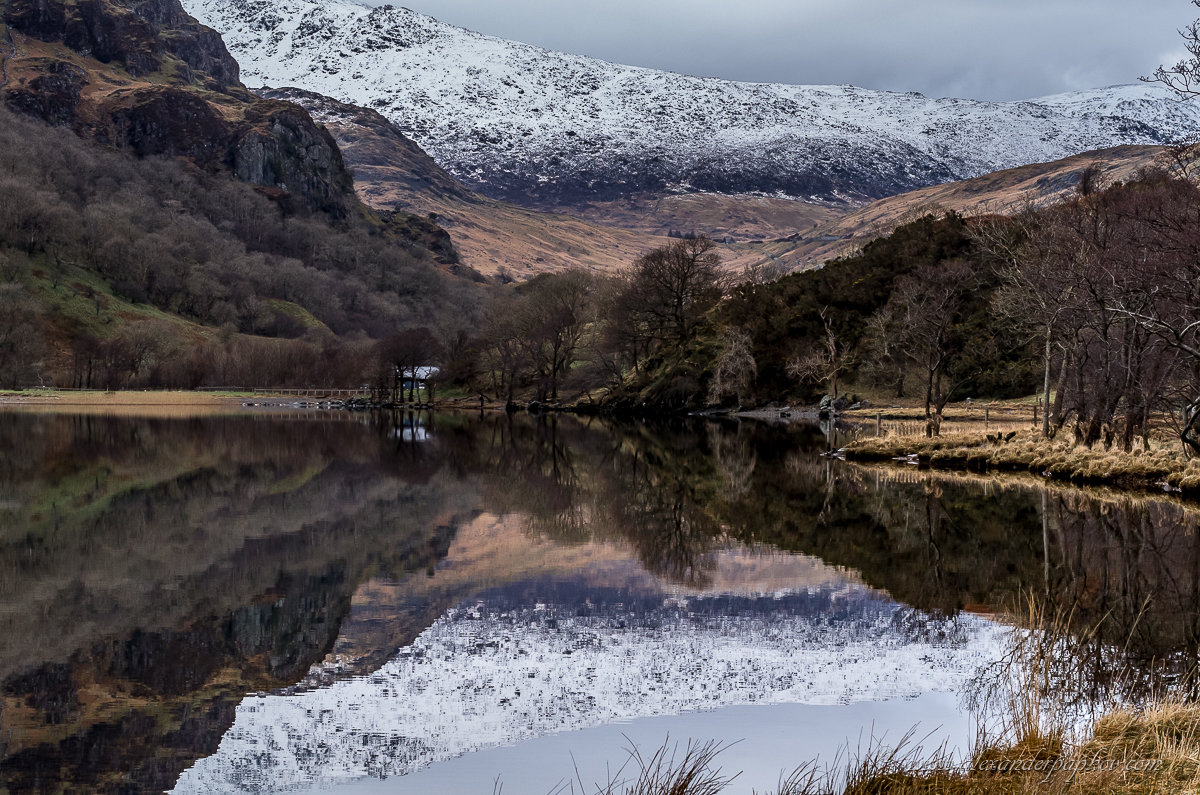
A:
[384,0,1197,100]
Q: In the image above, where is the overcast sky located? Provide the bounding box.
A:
[389,0,1198,101]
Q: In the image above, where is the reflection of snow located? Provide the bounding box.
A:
[174,590,1003,794]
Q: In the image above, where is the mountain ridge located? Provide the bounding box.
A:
[183,0,1200,209]
[264,86,1178,278]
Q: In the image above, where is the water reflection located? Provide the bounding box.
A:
[0,411,1196,793]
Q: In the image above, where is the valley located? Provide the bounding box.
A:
[264,87,1171,277]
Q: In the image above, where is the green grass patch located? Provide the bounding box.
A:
[264,299,333,335]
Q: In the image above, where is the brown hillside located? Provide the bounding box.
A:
[770,144,1167,269]
[261,87,677,278]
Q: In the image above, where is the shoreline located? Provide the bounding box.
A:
[6,391,1197,502]
[841,431,1200,500]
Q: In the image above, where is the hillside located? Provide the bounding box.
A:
[0,0,477,389]
[763,143,1169,269]
[261,87,671,278]
[185,0,1200,211]
[0,0,357,217]
[255,87,1180,282]
[263,87,844,277]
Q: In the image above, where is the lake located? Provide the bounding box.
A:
[1,410,1197,793]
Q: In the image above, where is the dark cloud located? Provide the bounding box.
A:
[388,0,1197,100]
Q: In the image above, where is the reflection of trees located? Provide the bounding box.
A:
[602,455,722,588]
[581,418,1200,701]
[1041,492,1200,700]
[0,413,470,794]
[709,423,756,499]
[436,413,1200,697]
[736,439,1045,615]
[448,414,724,587]
[776,446,1200,703]
[461,413,589,539]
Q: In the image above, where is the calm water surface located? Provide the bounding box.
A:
[1,411,1198,793]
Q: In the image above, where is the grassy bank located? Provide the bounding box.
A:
[840,429,1200,498]
[552,701,1200,795]
[844,701,1200,795]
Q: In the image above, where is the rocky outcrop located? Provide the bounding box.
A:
[0,0,364,218]
[4,0,239,86]
[258,86,473,203]
[2,58,87,125]
[233,99,355,217]
[98,85,230,157]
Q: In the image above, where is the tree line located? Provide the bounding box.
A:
[978,169,1200,453]
[0,105,476,388]
[440,165,1200,457]
[4,93,1200,458]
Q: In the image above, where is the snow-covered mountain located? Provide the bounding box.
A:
[184,0,1200,208]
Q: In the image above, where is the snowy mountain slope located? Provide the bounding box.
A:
[183,0,1200,208]
[173,587,1004,793]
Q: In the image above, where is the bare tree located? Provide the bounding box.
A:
[975,211,1077,438]
[1145,0,1200,97]
[1021,173,1197,451]
[1157,136,1200,180]
[625,236,725,350]
[479,297,531,406]
[515,270,594,401]
[785,306,854,399]
[860,302,906,398]
[891,260,977,433]
[707,327,757,406]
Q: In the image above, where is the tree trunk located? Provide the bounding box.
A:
[1051,352,1069,433]
[1042,328,1052,439]
[924,368,934,419]
[1184,398,1200,457]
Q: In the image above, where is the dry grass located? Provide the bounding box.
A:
[842,426,1200,495]
[830,593,1200,795]
[556,739,740,795]
[840,702,1200,794]
[0,389,264,417]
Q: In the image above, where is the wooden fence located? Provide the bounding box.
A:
[870,405,1042,438]
[250,388,372,398]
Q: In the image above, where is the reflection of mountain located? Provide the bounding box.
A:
[175,584,1001,793]
[317,512,860,679]
[0,414,472,794]
[4,411,1200,792]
